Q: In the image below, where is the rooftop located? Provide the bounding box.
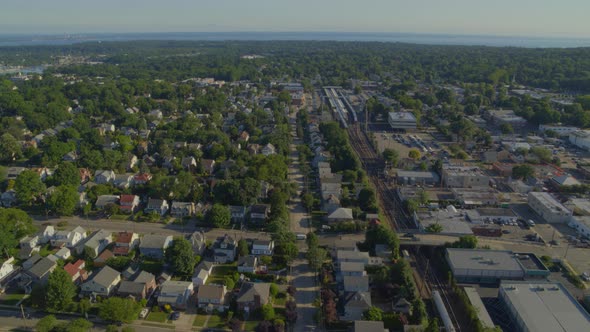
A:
[500,281,590,332]
[447,249,522,273]
[463,287,495,329]
[388,112,416,121]
[529,192,571,213]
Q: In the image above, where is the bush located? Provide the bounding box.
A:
[163,304,172,313]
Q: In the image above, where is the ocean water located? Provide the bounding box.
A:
[0,32,589,48]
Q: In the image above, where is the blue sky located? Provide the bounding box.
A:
[1,0,588,37]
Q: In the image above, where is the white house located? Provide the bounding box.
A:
[54,247,71,260]
[0,257,16,283]
[94,170,116,184]
[51,226,87,248]
[251,240,274,255]
[261,143,276,156]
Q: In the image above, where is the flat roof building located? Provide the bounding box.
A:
[442,165,490,188]
[463,287,495,330]
[528,192,572,223]
[569,130,590,151]
[499,281,590,332]
[396,170,440,186]
[388,112,417,130]
[446,249,549,283]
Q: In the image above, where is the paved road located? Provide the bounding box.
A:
[291,258,319,332]
[32,216,271,242]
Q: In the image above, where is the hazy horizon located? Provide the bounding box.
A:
[1,0,589,38]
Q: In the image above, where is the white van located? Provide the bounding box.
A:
[296,233,307,240]
[527,219,536,227]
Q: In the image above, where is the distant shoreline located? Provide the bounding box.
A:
[1,32,589,48]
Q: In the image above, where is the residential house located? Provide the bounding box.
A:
[19,235,39,249]
[0,257,16,284]
[229,206,247,223]
[113,231,139,256]
[197,284,227,311]
[119,194,140,213]
[132,173,152,185]
[237,256,258,274]
[79,168,92,183]
[145,198,169,216]
[51,226,86,248]
[181,157,197,170]
[18,246,39,260]
[236,282,271,312]
[113,174,133,189]
[1,190,17,207]
[6,167,25,180]
[158,280,194,309]
[335,250,382,267]
[326,208,354,223]
[76,229,112,258]
[392,298,412,315]
[239,131,250,142]
[22,254,42,270]
[54,247,71,260]
[341,291,372,321]
[213,235,237,263]
[139,235,173,259]
[118,271,156,300]
[97,123,116,135]
[192,261,214,287]
[250,204,270,223]
[94,170,116,184]
[171,201,195,217]
[127,154,138,170]
[342,276,369,293]
[189,231,206,255]
[337,262,366,282]
[323,194,341,214]
[81,266,121,297]
[247,144,260,155]
[63,151,78,162]
[251,240,274,256]
[36,225,55,244]
[63,259,87,284]
[24,257,57,285]
[94,249,114,267]
[95,195,120,210]
[201,159,216,174]
[261,143,276,156]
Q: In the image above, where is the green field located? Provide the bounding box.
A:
[146,311,168,323]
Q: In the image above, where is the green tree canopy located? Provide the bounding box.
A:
[512,164,535,180]
[363,306,384,321]
[206,203,231,228]
[47,185,78,216]
[15,169,46,205]
[36,315,58,332]
[165,237,198,276]
[52,162,81,187]
[46,267,77,312]
[0,133,22,162]
[99,297,142,323]
[0,208,35,254]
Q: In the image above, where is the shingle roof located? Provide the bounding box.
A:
[27,257,57,279]
[236,282,270,303]
[198,284,226,300]
[89,266,120,287]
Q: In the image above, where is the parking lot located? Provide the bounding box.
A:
[374,132,441,158]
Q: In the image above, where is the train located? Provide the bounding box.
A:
[323,87,357,128]
[432,290,457,332]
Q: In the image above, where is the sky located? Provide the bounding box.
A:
[1,0,589,38]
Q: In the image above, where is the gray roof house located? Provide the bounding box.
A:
[341,291,372,321]
[158,280,194,309]
[81,266,121,297]
[24,257,57,284]
[237,256,258,274]
[95,195,120,209]
[139,235,173,259]
[236,282,271,312]
[75,229,112,258]
[94,170,116,184]
[213,235,237,263]
[326,208,354,223]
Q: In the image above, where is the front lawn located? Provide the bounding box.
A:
[207,314,225,328]
[273,292,287,306]
[146,311,168,323]
[140,259,164,274]
[193,314,209,327]
[0,293,25,305]
[207,263,237,285]
[243,320,260,331]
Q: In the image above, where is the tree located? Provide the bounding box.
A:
[450,235,478,249]
[425,318,440,332]
[383,148,399,167]
[53,162,81,187]
[0,133,22,162]
[408,149,421,160]
[270,283,280,298]
[99,297,141,323]
[363,306,384,321]
[365,224,399,258]
[36,315,57,332]
[79,298,91,315]
[0,208,35,255]
[225,276,236,290]
[306,246,328,270]
[55,318,93,332]
[46,267,77,312]
[512,164,535,180]
[15,169,46,205]
[425,223,443,233]
[358,188,378,212]
[237,239,249,257]
[530,146,552,163]
[166,237,198,276]
[261,303,276,321]
[500,123,514,135]
[206,204,231,228]
[47,185,78,216]
[301,193,314,211]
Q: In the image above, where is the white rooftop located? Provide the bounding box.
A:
[500,281,590,332]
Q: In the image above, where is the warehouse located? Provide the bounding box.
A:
[499,281,590,332]
[527,192,572,223]
[446,249,549,283]
[388,112,417,130]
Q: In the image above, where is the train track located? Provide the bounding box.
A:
[347,124,415,230]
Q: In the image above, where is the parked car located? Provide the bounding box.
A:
[170,311,181,320]
[139,308,149,319]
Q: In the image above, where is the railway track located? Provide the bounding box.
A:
[347,124,415,230]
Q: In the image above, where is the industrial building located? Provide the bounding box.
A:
[442,165,490,188]
[395,170,440,186]
[387,112,417,130]
[539,124,580,136]
[499,281,590,332]
[569,129,590,150]
[416,206,474,235]
[485,109,527,127]
[568,216,590,239]
[446,249,549,283]
[527,192,573,223]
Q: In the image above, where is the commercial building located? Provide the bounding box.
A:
[499,281,590,332]
[415,206,474,235]
[463,287,495,330]
[539,124,579,136]
[569,130,590,150]
[442,165,490,188]
[446,249,549,283]
[485,109,527,127]
[395,170,440,186]
[527,192,572,223]
[568,216,590,239]
[388,112,417,130]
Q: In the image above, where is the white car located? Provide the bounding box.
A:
[139,308,149,319]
